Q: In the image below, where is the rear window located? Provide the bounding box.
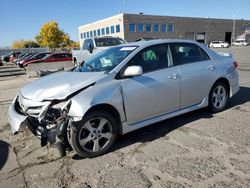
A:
[94,38,126,47]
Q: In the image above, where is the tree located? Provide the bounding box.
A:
[35,21,71,49]
[12,39,39,49]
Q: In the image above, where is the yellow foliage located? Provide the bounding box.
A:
[12,40,39,49]
[35,21,71,49]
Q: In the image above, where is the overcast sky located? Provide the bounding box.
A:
[0,0,250,47]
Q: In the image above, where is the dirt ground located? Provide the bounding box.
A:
[0,46,250,188]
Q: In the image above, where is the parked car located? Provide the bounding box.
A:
[232,39,249,46]
[209,41,229,48]
[15,54,31,65]
[8,39,239,158]
[13,53,30,65]
[9,52,22,63]
[19,52,51,67]
[72,36,126,67]
[1,51,21,62]
[22,53,72,66]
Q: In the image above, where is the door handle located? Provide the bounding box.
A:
[168,73,178,80]
[207,65,215,70]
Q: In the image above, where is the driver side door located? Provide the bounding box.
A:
[121,44,181,125]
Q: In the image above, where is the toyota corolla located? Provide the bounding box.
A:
[8,40,239,158]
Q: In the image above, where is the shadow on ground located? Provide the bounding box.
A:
[0,140,9,170]
[64,86,250,159]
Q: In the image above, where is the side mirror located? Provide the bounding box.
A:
[123,66,143,77]
[88,43,94,53]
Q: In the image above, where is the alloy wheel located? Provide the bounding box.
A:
[78,117,112,152]
[212,85,227,109]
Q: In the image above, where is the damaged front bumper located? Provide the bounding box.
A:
[8,97,27,134]
[8,94,51,135]
[8,94,74,149]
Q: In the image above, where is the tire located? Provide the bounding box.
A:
[208,82,229,113]
[70,110,118,158]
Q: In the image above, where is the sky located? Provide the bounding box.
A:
[0,0,250,47]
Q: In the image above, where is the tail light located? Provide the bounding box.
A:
[233,61,238,68]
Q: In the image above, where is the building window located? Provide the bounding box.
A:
[106,27,110,35]
[94,30,97,37]
[137,23,144,32]
[154,24,159,32]
[97,29,101,36]
[116,24,120,33]
[101,28,105,35]
[161,24,166,32]
[90,31,93,37]
[168,23,174,32]
[84,32,86,38]
[87,32,89,38]
[146,24,151,32]
[129,24,135,32]
[80,33,83,39]
[111,26,115,33]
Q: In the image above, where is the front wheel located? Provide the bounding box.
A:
[70,111,118,158]
[208,82,229,113]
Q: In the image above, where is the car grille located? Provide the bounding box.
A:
[15,94,47,118]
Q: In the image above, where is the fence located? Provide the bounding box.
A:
[0,48,50,56]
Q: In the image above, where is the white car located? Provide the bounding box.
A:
[232,39,249,46]
[209,41,230,48]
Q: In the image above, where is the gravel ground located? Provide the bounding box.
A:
[0,46,250,188]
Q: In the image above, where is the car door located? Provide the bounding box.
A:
[170,42,216,109]
[80,39,93,62]
[121,44,181,125]
[45,54,57,63]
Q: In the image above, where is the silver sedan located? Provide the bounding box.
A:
[8,39,239,158]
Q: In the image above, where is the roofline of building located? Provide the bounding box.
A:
[78,13,124,29]
[123,13,250,22]
[78,13,250,29]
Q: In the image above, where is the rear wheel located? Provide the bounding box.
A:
[70,111,118,158]
[208,82,229,113]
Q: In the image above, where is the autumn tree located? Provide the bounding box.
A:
[35,21,71,49]
[12,40,39,49]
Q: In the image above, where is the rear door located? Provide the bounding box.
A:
[170,42,216,109]
[121,44,181,125]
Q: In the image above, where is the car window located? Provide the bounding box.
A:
[95,38,126,47]
[127,44,172,73]
[83,39,91,50]
[78,46,137,73]
[170,43,210,65]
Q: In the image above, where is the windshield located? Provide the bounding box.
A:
[76,46,137,73]
[95,38,126,47]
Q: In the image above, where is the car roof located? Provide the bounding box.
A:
[117,39,203,48]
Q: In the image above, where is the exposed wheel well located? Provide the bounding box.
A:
[212,78,230,95]
[85,104,122,133]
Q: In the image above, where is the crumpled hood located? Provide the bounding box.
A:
[21,72,105,101]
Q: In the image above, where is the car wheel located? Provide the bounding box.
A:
[208,82,229,113]
[221,45,224,48]
[70,110,118,158]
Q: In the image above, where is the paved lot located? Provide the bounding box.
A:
[0,46,250,188]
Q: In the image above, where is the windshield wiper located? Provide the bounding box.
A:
[85,63,95,72]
